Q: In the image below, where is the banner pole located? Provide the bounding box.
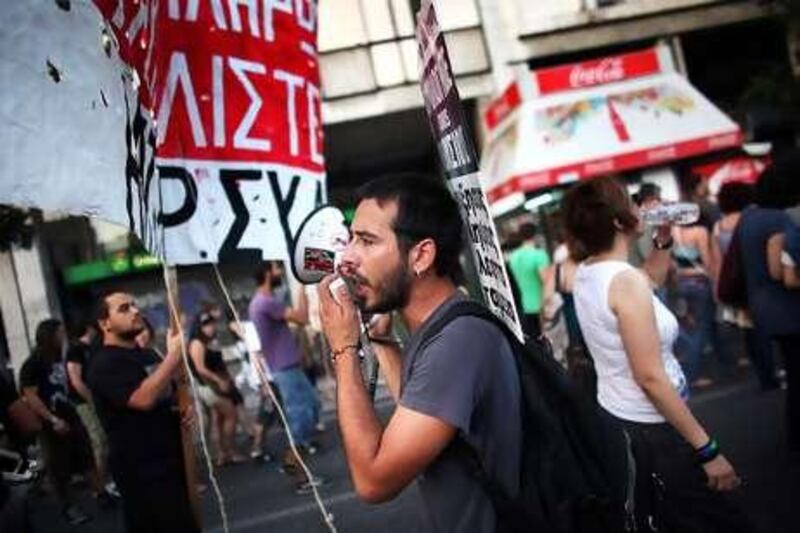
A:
[165,265,202,526]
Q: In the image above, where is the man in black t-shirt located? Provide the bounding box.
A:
[87,291,198,533]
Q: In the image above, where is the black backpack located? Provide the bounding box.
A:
[420,300,635,533]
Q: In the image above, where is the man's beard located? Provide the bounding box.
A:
[356,261,412,314]
[118,325,144,342]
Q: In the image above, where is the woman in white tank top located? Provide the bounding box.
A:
[563,177,753,532]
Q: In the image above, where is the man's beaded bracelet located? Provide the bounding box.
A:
[695,438,720,464]
[330,344,359,364]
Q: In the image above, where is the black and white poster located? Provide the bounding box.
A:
[416,0,523,341]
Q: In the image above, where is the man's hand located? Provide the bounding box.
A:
[166,327,184,360]
[318,275,361,353]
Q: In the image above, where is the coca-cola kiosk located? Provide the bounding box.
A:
[481,44,744,220]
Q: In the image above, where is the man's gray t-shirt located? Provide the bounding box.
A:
[400,294,521,532]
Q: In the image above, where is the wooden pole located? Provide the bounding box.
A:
[164,265,202,526]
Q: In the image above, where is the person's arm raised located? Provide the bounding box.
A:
[128,329,183,411]
[283,287,309,326]
[318,276,456,503]
[641,225,673,287]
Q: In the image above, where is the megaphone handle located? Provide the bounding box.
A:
[367,352,380,401]
[358,322,380,402]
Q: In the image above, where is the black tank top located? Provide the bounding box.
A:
[188,338,226,381]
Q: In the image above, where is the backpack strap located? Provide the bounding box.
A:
[418,299,513,347]
[418,299,528,526]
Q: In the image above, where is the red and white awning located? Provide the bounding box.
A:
[692,155,769,197]
[481,46,743,204]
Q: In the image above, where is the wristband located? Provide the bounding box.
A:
[695,438,720,464]
[330,344,359,364]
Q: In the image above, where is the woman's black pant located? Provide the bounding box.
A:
[618,418,754,533]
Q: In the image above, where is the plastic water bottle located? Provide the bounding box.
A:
[640,202,700,226]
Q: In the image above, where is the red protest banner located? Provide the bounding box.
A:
[92,0,323,172]
[81,1,326,264]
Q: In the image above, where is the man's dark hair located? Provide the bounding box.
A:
[254,268,267,286]
[94,292,112,324]
[717,182,755,214]
[517,222,537,241]
[755,150,800,209]
[254,261,279,286]
[633,182,661,206]
[355,173,464,280]
[93,288,126,326]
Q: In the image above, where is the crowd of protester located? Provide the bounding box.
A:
[507,150,800,462]
[0,260,331,530]
[495,156,799,530]
[0,153,797,531]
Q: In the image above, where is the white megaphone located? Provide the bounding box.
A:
[290,205,350,285]
[292,204,382,400]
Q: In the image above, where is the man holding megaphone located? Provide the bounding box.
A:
[317,174,521,532]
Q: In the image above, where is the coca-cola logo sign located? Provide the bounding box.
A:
[535,48,661,95]
[569,58,625,88]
